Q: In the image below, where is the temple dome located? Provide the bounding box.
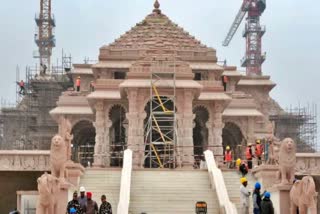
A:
[99,2,217,61]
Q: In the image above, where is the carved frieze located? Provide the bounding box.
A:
[0,152,50,171]
[295,154,320,175]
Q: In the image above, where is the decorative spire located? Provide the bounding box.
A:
[153,0,161,14]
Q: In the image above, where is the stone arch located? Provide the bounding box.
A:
[193,105,210,166]
[222,122,246,160]
[108,104,127,167]
[71,120,96,167]
[143,96,176,168]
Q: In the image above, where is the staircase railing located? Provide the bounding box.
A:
[117,149,133,214]
[204,150,238,214]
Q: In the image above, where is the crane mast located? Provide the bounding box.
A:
[223,0,266,76]
[34,0,56,72]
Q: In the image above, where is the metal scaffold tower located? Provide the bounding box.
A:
[34,0,56,71]
[144,58,178,168]
[223,0,266,76]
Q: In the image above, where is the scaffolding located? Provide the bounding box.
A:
[34,0,55,69]
[144,57,178,168]
[270,104,318,152]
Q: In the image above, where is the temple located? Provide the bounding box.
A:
[0,1,319,213]
[50,1,275,169]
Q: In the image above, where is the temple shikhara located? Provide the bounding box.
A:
[0,1,319,214]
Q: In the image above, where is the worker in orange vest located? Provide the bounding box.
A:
[222,75,229,91]
[224,146,232,168]
[245,144,253,169]
[255,139,263,166]
[76,76,81,92]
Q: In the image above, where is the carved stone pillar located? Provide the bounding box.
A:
[247,117,255,146]
[177,90,195,168]
[212,102,224,164]
[104,120,112,166]
[93,101,106,167]
[181,113,195,168]
[126,89,146,168]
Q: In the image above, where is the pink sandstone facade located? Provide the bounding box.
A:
[0,2,319,213]
[49,2,275,169]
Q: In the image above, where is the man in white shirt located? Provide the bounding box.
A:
[240,177,251,214]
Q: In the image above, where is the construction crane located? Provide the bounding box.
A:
[34,0,56,73]
[222,0,266,76]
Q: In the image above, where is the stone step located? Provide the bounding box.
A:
[79,169,121,214]
[129,170,219,214]
[222,171,257,212]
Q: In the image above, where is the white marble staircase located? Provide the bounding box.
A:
[223,170,257,212]
[129,170,219,214]
[79,168,122,214]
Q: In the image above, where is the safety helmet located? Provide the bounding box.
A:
[255,182,261,189]
[256,139,261,144]
[79,186,86,192]
[236,158,241,166]
[264,192,271,198]
[77,76,81,78]
[247,143,252,146]
[240,177,247,184]
[226,146,230,150]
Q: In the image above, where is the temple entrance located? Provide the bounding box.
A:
[71,120,96,167]
[193,106,209,167]
[222,122,245,160]
[109,105,127,167]
[144,96,176,168]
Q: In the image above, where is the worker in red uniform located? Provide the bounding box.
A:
[224,146,232,168]
[255,139,263,166]
[17,80,25,95]
[222,75,229,91]
[246,144,253,169]
[76,76,81,92]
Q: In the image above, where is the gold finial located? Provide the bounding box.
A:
[153,0,161,14]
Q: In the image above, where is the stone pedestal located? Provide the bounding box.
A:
[252,164,279,190]
[269,184,292,214]
[56,183,72,214]
[65,161,85,186]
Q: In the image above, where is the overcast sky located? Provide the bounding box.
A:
[0,0,319,145]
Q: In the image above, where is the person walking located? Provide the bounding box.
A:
[246,144,253,169]
[253,182,265,214]
[224,146,232,168]
[83,192,98,214]
[90,81,95,92]
[78,186,87,211]
[255,139,263,165]
[66,191,82,214]
[99,195,112,214]
[222,75,229,91]
[239,160,249,177]
[17,80,25,95]
[240,177,250,214]
[261,192,274,214]
[76,76,81,92]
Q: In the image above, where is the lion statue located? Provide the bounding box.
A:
[277,138,296,184]
[50,135,67,181]
[290,176,317,214]
[36,173,59,214]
